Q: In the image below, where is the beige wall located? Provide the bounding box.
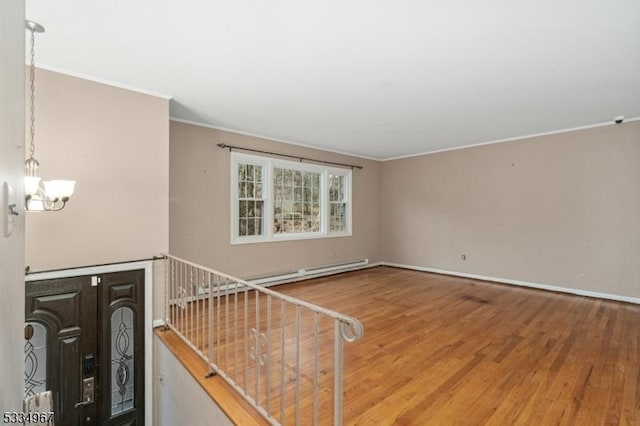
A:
[0,0,25,410]
[25,69,169,272]
[171,120,639,299]
[381,121,640,298]
[169,122,381,278]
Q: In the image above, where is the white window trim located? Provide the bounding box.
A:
[230,152,352,245]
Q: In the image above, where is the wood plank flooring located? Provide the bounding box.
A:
[167,266,640,425]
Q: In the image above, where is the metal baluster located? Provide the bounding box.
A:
[201,268,206,353]
[174,259,178,325]
[202,269,207,354]
[216,275,221,368]
[313,312,319,426]
[177,261,181,331]
[199,269,204,352]
[183,262,187,335]
[184,265,188,336]
[295,305,301,425]
[208,272,214,365]
[169,259,174,326]
[178,260,181,327]
[280,300,286,425]
[266,295,272,415]
[170,259,173,326]
[186,265,190,341]
[190,265,194,343]
[255,291,260,405]
[244,286,249,392]
[195,268,203,350]
[334,320,343,426]
[225,280,230,372]
[234,281,238,379]
[162,257,171,323]
[181,261,185,334]
[175,260,179,329]
[203,270,206,352]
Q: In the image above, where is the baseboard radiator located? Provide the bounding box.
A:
[247,258,369,287]
[176,258,369,301]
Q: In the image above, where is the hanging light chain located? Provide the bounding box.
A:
[23,20,76,212]
[28,27,37,159]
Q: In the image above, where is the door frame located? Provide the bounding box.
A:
[26,260,154,426]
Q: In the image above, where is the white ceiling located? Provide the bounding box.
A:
[26,0,640,159]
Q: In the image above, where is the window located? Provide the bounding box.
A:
[231,153,351,244]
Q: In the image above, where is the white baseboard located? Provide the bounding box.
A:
[153,319,166,328]
[382,262,640,305]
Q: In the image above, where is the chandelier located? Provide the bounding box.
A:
[24,20,75,212]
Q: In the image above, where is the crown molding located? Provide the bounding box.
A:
[169,117,380,161]
[36,63,173,100]
[382,117,640,161]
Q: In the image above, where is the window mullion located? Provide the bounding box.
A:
[321,170,328,235]
[346,173,352,234]
[265,160,273,239]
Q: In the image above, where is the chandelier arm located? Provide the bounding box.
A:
[43,199,66,212]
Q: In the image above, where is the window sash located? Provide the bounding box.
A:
[273,168,322,235]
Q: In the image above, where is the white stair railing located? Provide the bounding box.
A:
[163,254,364,425]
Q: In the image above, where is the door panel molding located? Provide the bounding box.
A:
[58,335,82,423]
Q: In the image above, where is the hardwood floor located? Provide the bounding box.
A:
[168,266,640,425]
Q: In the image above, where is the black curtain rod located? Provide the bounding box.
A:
[217,143,363,170]
[25,255,167,276]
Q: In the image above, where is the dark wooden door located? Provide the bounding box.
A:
[25,270,145,425]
